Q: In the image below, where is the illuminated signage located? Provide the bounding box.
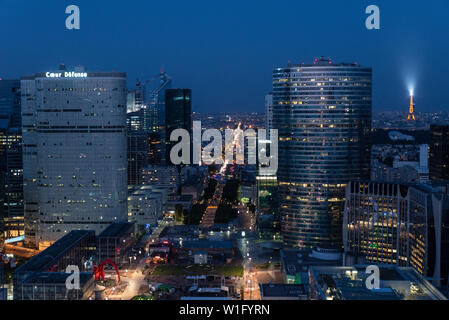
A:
[45,71,87,78]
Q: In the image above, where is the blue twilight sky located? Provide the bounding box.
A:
[1,0,448,113]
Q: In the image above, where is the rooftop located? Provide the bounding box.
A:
[260,283,308,298]
[23,272,93,285]
[174,240,233,250]
[98,222,134,238]
[280,248,342,277]
[280,57,368,69]
[168,194,194,202]
[15,230,95,273]
[21,71,126,80]
[310,265,447,300]
[159,225,200,238]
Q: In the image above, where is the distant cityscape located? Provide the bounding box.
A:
[1,56,449,302]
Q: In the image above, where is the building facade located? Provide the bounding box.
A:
[165,89,192,165]
[21,66,128,249]
[13,230,96,300]
[127,132,150,185]
[96,222,135,265]
[128,185,164,233]
[265,93,273,140]
[0,80,23,240]
[343,180,449,287]
[272,57,372,248]
[429,124,449,181]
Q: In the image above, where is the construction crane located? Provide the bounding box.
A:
[137,71,172,106]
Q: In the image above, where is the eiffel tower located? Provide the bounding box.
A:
[407,93,415,121]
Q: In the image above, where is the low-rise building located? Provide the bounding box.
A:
[128,185,164,233]
[172,240,235,265]
[280,247,342,285]
[97,222,135,265]
[140,165,179,194]
[166,194,194,217]
[259,283,308,300]
[13,230,96,300]
[159,225,201,242]
[309,265,447,300]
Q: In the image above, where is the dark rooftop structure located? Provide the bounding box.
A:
[13,230,96,300]
[259,283,308,300]
[280,247,342,284]
[14,272,95,300]
[15,230,95,274]
[285,57,367,68]
[159,225,200,242]
[177,194,194,202]
[98,222,134,238]
[25,271,93,285]
[20,71,127,80]
[97,222,135,265]
[174,240,233,250]
[309,265,447,300]
[172,240,237,265]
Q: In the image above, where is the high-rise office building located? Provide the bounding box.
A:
[165,89,192,165]
[272,57,372,248]
[0,79,23,239]
[140,165,180,194]
[265,93,273,139]
[126,74,171,177]
[141,73,172,135]
[0,124,7,238]
[0,128,23,238]
[126,90,137,113]
[126,108,164,184]
[0,80,22,128]
[256,174,280,240]
[127,132,151,185]
[343,180,449,287]
[21,66,128,249]
[429,124,449,181]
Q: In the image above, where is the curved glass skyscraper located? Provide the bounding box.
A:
[272,57,372,248]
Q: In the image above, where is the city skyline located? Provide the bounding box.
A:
[1,0,449,113]
[2,0,449,305]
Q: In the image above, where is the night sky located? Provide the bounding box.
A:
[1,0,448,113]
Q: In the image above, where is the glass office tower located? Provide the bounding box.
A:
[272,57,372,248]
[343,181,449,288]
[429,124,449,181]
[0,80,24,239]
[165,89,192,165]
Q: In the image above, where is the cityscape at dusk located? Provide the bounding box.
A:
[1,0,449,315]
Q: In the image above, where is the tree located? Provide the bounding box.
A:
[175,204,184,223]
[222,179,240,203]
